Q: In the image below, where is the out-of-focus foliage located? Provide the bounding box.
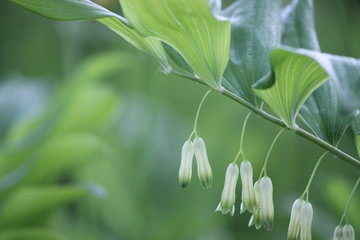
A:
[0,0,359,239]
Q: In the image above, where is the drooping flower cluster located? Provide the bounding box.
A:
[215,160,275,231]
[287,199,313,240]
[247,176,274,231]
[178,137,213,189]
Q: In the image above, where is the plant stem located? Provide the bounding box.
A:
[239,111,252,153]
[234,111,252,163]
[339,177,360,225]
[192,89,212,136]
[258,128,285,178]
[170,70,360,169]
[301,152,328,201]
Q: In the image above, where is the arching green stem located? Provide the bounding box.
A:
[234,111,252,163]
[191,89,212,138]
[170,70,360,169]
[258,128,285,178]
[301,152,328,201]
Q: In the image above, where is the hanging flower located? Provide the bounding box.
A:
[288,199,304,240]
[300,201,313,240]
[343,224,355,240]
[333,225,343,240]
[240,160,255,214]
[193,137,213,189]
[249,180,263,229]
[178,140,194,188]
[260,176,274,230]
[215,163,239,216]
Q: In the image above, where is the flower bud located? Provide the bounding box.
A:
[240,161,255,214]
[260,176,274,230]
[343,224,355,240]
[178,140,194,188]
[193,137,213,189]
[333,225,343,240]
[215,163,239,216]
[300,201,313,240]
[288,199,304,240]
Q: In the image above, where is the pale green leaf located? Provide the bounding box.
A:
[0,229,69,240]
[119,0,230,90]
[8,0,169,68]
[254,47,329,128]
[221,0,282,106]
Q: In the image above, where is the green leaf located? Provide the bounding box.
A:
[8,0,169,69]
[299,54,360,145]
[297,53,360,145]
[282,0,320,51]
[221,0,282,106]
[254,47,329,128]
[0,229,69,240]
[0,185,98,229]
[162,43,193,74]
[119,0,230,90]
[281,0,354,145]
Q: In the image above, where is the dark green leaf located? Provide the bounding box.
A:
[282,0,320,51]
[221,0,282,106]
[300,54,360,144]
[282,0,357,145]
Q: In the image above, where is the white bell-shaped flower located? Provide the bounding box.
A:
[300,201,313,240]
[178,140,194,188]
[240,161,255,214]
[260,176,274,230]
[193,137,213,189]
[288,199,304,240]
[215,163,239,216]
[343,224,355,240]
[248,180,263,229]
[333,225,343,240]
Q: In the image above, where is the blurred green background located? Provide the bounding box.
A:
[0,0,359,239]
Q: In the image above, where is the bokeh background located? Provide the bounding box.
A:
[0,0,359,239]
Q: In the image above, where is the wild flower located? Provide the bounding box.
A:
[216,163,239,216]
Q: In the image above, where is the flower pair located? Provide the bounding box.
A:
[178,137,213,189]
[333,224,355,240]
[248,176,274,231]
[215,160,274,231]
[287,199,313,240]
